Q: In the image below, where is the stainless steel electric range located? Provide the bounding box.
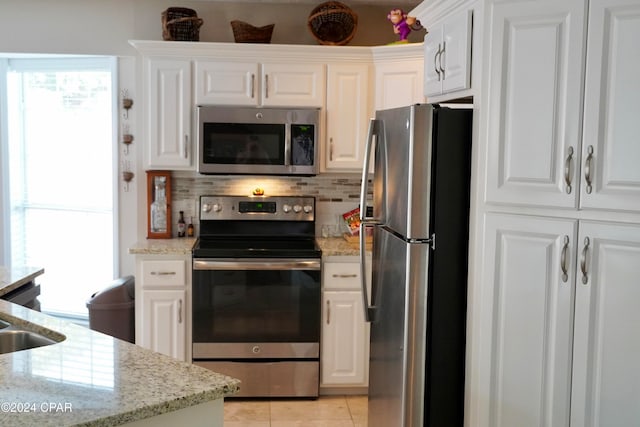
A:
[191,195,321,398]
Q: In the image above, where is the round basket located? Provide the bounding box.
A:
[161,7,203,42]
[307,1,358,46]
[230,20,275,44]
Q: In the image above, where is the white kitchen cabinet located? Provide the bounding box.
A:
[324,63,371,171]
[479,213,640,427]
[195,60,325,107]
[484,0,640,213]
[135,256,191,361]
[373,44,425,110]
[423,9,473,97]
[321,259,370,388]
[145,58,193,170]
[578,0,640,213]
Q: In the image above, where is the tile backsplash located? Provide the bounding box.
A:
[170,172,372,237]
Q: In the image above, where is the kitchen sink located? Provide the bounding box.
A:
[0,329,58,354]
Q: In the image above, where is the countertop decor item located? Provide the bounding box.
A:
[162,7,203,41]
[307,1,358,46]
[231,20,275,43]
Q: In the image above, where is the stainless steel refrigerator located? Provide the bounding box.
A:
[359,103,472,427]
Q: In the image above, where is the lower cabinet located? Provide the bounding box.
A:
[321,258,370,388]
[477,212,640,427]
[135,255,191,362]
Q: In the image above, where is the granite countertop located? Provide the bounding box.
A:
[0,266,44,298]
[128,238,196,255]
[129,236,363,257]
[0,300,239,427]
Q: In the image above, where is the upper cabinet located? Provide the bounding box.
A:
[144,57,193,170]
[424,9,473,97]
[579,0,640,212]
[483,0,640,213]
[324,63,371,171]
[194,60,325,107]
[372,43,425,110]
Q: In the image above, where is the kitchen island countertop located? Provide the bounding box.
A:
[0,266,44,298]
[0,300,239,426]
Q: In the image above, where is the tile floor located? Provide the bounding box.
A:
[223,395,368,427]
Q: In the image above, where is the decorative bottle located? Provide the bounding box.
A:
[150,178,167,232]
[177,211,186,237]
[187,216,195,237]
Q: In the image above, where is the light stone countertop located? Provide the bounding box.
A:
[0,266,44,298]
[0,300,240,427]
[129,236,363,257]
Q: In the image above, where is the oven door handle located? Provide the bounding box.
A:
[193,258,321,271]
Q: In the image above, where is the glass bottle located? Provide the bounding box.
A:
[150,177,167,232]
[177,211,186,237]
[187,216,195,237]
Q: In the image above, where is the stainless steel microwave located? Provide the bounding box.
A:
[196,106,320,176]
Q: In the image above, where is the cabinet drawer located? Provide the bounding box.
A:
[323,262,361,290]
[140,260,186,287]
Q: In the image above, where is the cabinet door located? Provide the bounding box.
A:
[146,58,192,169]
[321,290,368,386]
[424,25,444,97]
[261,63,325,107]
[579,0,640,213]
[441,9,473,94]
[194,61,258,105]
[477,213,577,427]
[374,60,424,110]
[571,221,640,426]
[141,289,186,361]
[325,63,370,171]
[484,0,587,208]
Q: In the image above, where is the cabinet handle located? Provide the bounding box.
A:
[580,237,590,285]
[564,146,574,194]
[326,300,330,325]
[178,299,183,324]
[439,40,446,78]
[265,74,269,98]
[250,73,255,99]
[150,271,177,276]
[560,235,569,283]
[434,44,442,81]
[332,274,357,278]
[584,145,594,194]
[329,138,334,161]
[184,134,189,159]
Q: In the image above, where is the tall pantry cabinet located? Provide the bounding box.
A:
[469,0,640,426]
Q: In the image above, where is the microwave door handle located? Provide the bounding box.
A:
[284,125,291,166]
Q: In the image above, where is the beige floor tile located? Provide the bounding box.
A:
[346,395,368,424]
[270,396,352,421]
[224,422,271,427]
[271,421,355,427]
[224,399,271,422]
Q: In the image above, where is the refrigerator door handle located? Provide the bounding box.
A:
[359,118,379,221]
[359,118,380,323]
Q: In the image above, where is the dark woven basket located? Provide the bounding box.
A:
[162,7,203,41]
[307,1,358,46]
[230,20,275,43]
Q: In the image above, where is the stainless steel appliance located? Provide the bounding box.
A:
[196,106,320,176]
[359,104,472,426]
[192,195,322,398]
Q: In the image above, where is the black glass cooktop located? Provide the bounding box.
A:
[193,236,321,258]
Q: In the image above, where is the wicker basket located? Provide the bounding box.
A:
[231,20,275,44]
[307,1,358,46]
[162,7,203,41]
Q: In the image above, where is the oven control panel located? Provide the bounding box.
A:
[200,195,315,221]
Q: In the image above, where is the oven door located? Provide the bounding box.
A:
[192,258,321,359]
